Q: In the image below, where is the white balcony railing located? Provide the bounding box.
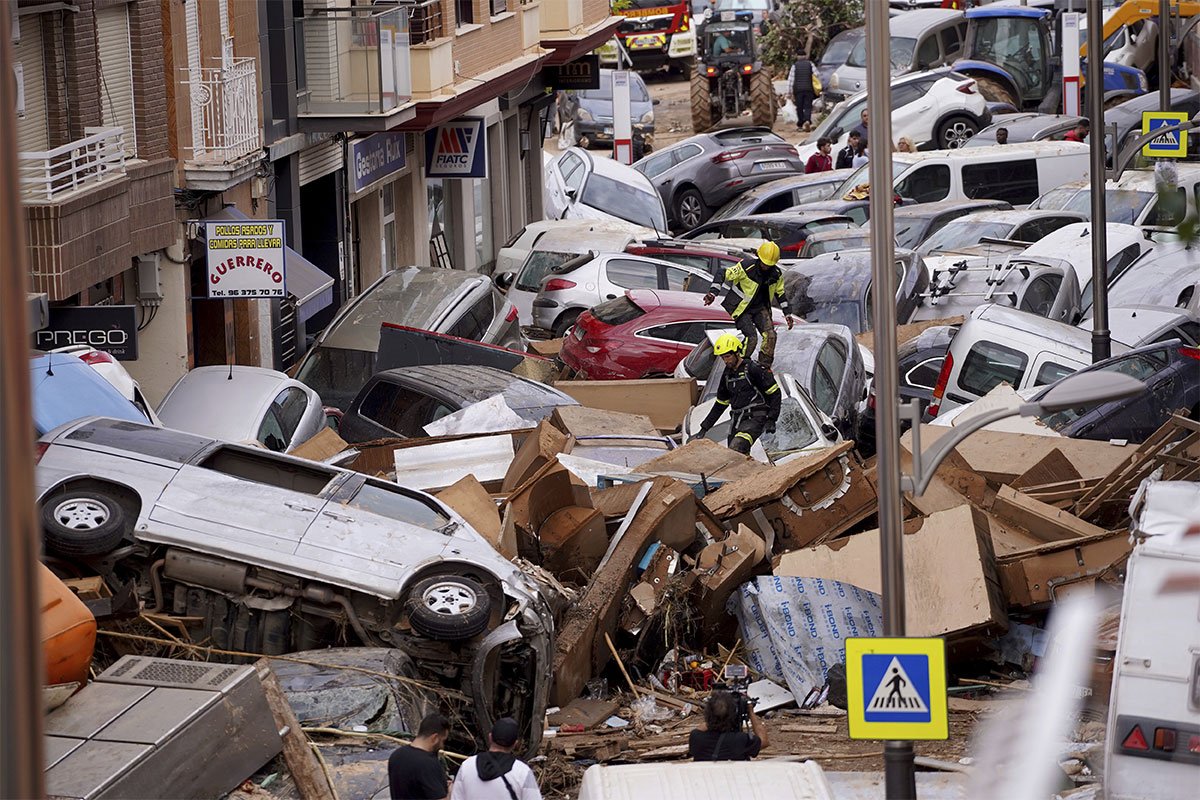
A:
[184,57,262,164]
[17,127,127,203]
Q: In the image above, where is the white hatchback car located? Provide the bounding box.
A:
[796,68,989,163]
[544,148,669,233]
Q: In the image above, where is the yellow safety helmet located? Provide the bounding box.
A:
[757,240,781,266]
[713,333,744,357]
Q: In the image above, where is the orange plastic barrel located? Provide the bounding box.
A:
[39,564,97,688]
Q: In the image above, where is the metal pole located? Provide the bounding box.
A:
[865,3,913,798]
[1160,0,1171,111]
[1087,0,1111,363]
[0,17,47,800]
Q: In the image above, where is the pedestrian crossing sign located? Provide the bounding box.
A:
[846,637,948,740]
[1142,111,1189,158]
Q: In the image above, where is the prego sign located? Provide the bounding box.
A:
[205,220,287,299]
[34,305,138,360]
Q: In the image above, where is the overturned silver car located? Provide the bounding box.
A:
[35,417,552,751]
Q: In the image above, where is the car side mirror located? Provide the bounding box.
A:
[565,188,577,201]
[821,423,839,441]
[829,126,844,141]
[494,271,515,291]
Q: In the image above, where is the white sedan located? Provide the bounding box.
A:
[797,68,990,163]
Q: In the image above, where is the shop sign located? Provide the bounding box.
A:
[424,117,487,179]
[34,305,139,360]
[205,220,287,299]
[553,55,601,90]
[350,132,407,193]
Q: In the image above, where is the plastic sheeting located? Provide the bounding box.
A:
[422,393,532,437]
[731,576,883,705]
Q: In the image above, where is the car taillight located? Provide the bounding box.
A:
[543,278,577,292]
[780,242,803,253]
[505,305,519,323]
[956,80,977,94]
[742,64,753,74]
[927,352,954,418]
[1180,346,1200,361]
[78,349,115,366]
[705,66,717,76]
[34,442,49,464]
[712,149,750,163]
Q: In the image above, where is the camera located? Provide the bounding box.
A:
[713,664,751,729]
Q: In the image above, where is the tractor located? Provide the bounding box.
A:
[691,10,776,132]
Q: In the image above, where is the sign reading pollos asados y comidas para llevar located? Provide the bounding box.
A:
[424,118,487,179]
[205,220,287,299]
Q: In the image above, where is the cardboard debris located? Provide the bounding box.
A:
[637,438,768,484]
[288,427,351,462]
[436,475,502,545]
[774,505,1007,638]
[550,405,661,439]
[551,478,696,706]
[989,485,1108,544]
[996,530,1132,608]
[347,428,533,478]
[695,525,767,628]
[547,698,619,730]
[555,378,699,432]
[394,433,516,490]
[502,462,593,561]
[1010,448,1082,490]
[704,441,855,518]
[539,505,607,583]
[502,420,570,493]
[529,338,564,358]
[855,316,965,352]
[622,545,677,632]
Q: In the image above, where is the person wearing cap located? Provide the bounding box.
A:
[694,333,782,455]
[703,241,795,369]
[449,718,541,800]
[388,713,450,800]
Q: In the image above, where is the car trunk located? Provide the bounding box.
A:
[728,144,801,178]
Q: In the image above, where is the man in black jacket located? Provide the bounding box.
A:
[695,333,782,455]
[791,51,815,130]
[835,130,862,169]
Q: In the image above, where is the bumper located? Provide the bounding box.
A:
[577,122,656,144]
[599,31,695,68]
[707,168,804,208]
[531,297,565,330]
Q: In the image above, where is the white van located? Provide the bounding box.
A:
[836,142,1091,207]
[926,304,1127,418]
[1104,480,1200,800]
[1031,163,1200,227]
[544,148,669,232]
[577,760,836,800]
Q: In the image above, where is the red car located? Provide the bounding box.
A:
[561,289,783,380]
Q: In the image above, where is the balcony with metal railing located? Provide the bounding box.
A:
[17,127,127,204]
[296,5,415,132]
[180,56,264,190]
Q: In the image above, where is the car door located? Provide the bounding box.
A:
[601,257,661,300]
[151,445,342,553]
[637,150,678,203]
[658,143,704,203]
[553,152,587,219]
[635,321,710,376]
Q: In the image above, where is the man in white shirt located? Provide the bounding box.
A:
[450,718,542,800]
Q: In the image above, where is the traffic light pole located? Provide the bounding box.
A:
[864,3,913,798]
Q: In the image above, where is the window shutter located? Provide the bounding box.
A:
[97,4,137,154]
[14,19,48,152]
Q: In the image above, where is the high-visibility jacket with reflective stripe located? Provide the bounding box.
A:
[714,259,791,319]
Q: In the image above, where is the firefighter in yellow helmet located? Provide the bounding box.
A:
[703,241,795,369]
[694,333,782,455]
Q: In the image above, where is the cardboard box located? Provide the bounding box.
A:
[550,405,661,439]
[288,428,351,462]
[703,441,855,519]
[554,379,699,432]
[502,420,570,493]
[539,505,607,582]
[529,338,564,358]
[436,475,502,546]
[989,485,1108,544]
[774,505,1007,638]
[637,438,768,484]
[695,525,767,627]
[996,530,1132,608]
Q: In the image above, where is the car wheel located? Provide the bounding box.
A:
[937,116,979,149]
[674,188,708,232]
[552,309,582,338]
[41,488,128,558]
[406,576,492,641]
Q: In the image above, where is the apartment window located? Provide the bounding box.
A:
[491,0,509,15]
[96,4,137,153]
[14,16,49,151]
[456,0,474,26]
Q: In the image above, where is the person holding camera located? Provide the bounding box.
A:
[687,691,769,761]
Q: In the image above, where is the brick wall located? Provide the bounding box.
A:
[130,0,168,160]
[63,0,101,140]
[25,177,131,301]
[455,4,523,79]
[583,0,610,26]
[40,13,71,147]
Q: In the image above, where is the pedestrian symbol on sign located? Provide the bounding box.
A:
[1142,111,1189,158]
[866,657,929,714]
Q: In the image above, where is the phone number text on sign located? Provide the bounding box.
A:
[205,220,287,299]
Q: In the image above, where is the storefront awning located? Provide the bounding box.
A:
[199,208,334,322]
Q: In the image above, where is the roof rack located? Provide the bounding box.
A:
[921,257,1034,306]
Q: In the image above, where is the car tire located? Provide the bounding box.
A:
[674,187,708,232]
[936,115,979,149]
[552,309,582,338]
[406,576,492,641]
[972,76,1017,109]
[41,488,128,558]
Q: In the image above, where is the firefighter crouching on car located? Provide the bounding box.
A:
[696,333,782,455]
[703,241,795,369]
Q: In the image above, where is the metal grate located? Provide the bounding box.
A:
[101,656,246,690]
[408,0,445,44]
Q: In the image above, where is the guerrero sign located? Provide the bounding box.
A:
[205,220,287,299]
[424,118,487,179]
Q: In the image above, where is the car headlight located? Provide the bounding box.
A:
[640,110,654,124]
[577,108,594,122]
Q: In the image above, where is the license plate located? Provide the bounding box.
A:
[573,325,585,341]
[756,160,789,172]
[629,34,665,50]
[603,126,614,135]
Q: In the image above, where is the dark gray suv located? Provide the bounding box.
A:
[633,127,806,233]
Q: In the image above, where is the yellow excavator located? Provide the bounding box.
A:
[1081,0,1200,86]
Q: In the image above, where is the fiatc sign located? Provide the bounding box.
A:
[424,118,487,179]
[34,305,139,360]
[205,220,287,299]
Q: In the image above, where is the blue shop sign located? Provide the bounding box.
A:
[350,132,408,194]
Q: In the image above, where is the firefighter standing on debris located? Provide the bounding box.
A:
[695,333,782,455]
[703,241,795,369]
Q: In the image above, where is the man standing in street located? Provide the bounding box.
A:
[791,50,816,131]
[694,334,783,455]
[389,713,450,800]
[450,718,541,800]
[1065,119,1090,142]
[703,241,795,369]
[806,137,833,173]
[557,90,578,150]
[851,108,869,141]
[836,131,862,169]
